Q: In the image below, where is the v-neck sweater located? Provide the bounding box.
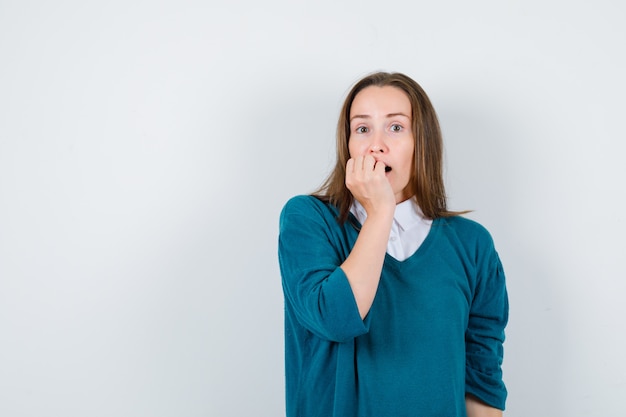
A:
[278,195,508,417]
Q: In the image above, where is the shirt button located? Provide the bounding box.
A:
[390,236,397,241]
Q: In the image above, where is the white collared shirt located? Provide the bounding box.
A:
[350,198,432,261]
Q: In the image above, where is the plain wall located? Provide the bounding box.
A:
[1,0,625,416]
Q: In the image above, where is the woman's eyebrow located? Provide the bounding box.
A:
[387,112,410,119]
[350,112,410,122]
[350,114,371,122]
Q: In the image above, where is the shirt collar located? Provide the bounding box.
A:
[350,198,429,231]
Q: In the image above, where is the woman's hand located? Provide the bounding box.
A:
[465,395,502,417]
[345,155,396,216]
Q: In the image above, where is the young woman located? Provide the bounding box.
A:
[278,72,508,417]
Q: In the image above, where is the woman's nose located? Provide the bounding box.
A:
[369,133,386,153]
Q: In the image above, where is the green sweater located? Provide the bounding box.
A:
[279,195,508,417]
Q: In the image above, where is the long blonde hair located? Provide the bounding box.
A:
[314,71,464,222]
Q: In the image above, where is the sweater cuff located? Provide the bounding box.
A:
[314,266,369,342]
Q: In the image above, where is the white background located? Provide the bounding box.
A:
[1,1,625,416]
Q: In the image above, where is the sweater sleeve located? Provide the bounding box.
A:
[278,196,368,343]
[465,231,509,410]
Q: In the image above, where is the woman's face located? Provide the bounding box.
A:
[348,86,415,203]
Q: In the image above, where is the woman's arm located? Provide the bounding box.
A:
[341,155,395,319]
[465,228,508,411]
[340,206,393,318]
[466,395,503,417]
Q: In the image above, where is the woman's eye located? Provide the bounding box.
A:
[356,126,368,133]
[390,124,403,132]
